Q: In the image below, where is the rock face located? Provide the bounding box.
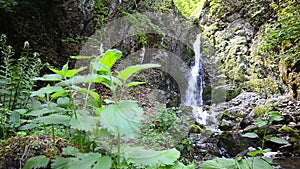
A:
[0,0,96,68]
[198,0,287,98]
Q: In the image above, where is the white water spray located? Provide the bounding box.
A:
[184,34,208,125]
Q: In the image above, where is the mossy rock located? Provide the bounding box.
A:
[216,131,256,157]
[0,134,75,169]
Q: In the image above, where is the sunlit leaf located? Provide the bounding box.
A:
[99,49,122,69]
[49,68,63,76]
[70,55,95,59]
[126,81,146,87]
[51,90,67,99]
[65,66,86,78]
[117,64,160,81]
[62,63,69,76]
[247,150,265,157]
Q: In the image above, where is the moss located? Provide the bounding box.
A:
[253,104,271,117]
[174,0,207,19]
[242,78,281,97]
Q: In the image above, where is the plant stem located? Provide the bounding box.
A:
[70,93,77,119]
[117,132,121,169]
[262,126,267,149]
[52,124,57,156]
[84,82,92,109]
[244,157,253,169]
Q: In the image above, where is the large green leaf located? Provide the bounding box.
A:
[99,75,122,86]
[200,157,236,169]
[93,156,112,169]
[51,157,71,169]
[70,110,99,131]
[23,155,50,169]
[36,114,71,126]
[122,147,180,166]
[53,148,110,169]
[65,67,86,78]
[237,157,273,169]
[31,86,64,97]
[62,147,81,156]
[64,153,101,169]
[26,107,65,116]
[117,64,160,81]
[100,100,143,138]
[99,49,122,69]
[72,86,102,107]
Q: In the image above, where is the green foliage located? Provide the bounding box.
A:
[51,147,111,169]
[122,147,180,167]
[0,34,42,111]
[24,48,184,168]
[262,0,300,66]
[0,0,18,12]
[123,11,165,36]
[174,0,206,19]
[137,0,174,13]
[202,111,287,169]
[100,100,143,138]
[242,111,289,156]
[154,107,178,132]
[200,156,274,169]
[93,0,111,28]
[0,34,43,140]
[175,137,195,153]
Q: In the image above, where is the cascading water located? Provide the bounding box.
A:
[184,34,208,125]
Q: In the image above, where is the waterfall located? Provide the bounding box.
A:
[185,34,204,106]
[184,34,208,125]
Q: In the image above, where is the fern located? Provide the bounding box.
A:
[0,34,44,140]
[0,34,43,111]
